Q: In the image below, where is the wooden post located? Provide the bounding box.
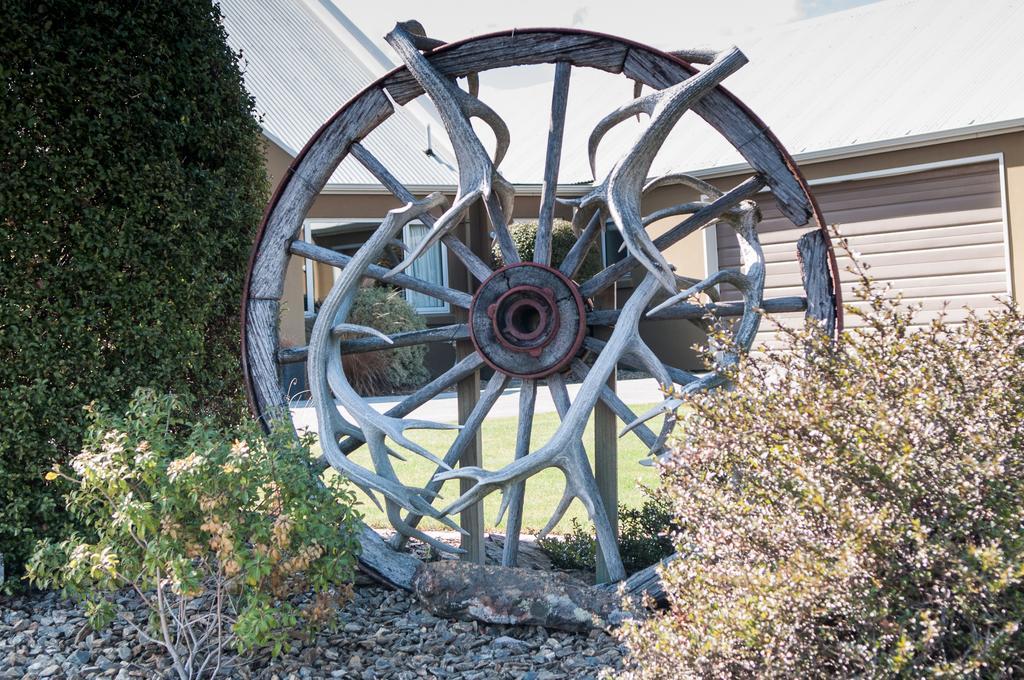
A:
[594,285,618,583]
[455,339,485,563]
[457,212,486,564]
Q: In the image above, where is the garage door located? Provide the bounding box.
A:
[716,160,1010,348]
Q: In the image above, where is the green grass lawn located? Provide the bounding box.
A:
[321,403,665,535]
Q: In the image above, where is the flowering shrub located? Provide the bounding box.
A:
[618,268,1024,678]
[27,390,362,679]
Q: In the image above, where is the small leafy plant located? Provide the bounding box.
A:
[539,495,676,575]
[618,249,1024,678]
[27,390,362,680]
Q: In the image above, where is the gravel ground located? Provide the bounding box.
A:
[0,583,626,679]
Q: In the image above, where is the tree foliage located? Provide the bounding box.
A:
[0,0,267,579]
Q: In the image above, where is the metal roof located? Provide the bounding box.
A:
[484,0,1024,185]
[218,0,457,189]
[219,0,1024,190]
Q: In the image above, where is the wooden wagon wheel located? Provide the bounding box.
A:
[242,23,841,594]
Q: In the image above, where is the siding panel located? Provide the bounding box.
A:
[716,161,1009,345]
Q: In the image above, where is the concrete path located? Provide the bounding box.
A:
[290,377,664,432]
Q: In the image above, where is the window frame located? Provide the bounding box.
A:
[302,217,450,316]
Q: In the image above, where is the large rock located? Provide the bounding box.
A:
[412,561,636,632]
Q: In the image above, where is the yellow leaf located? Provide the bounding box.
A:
[44,471,58,481]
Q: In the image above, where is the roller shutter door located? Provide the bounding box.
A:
[716,161,1009,347]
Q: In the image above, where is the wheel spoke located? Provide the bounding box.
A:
[534,62,572,267]
[395,369,512,542]
[582,336,698,386]
[586,295,807,326]
[579,174,766,298]
[279,323,470,364]
[291,239,472,309]
[501,379,537,566]
[484,191,521,265]
[349,142,493,282]
[334,324,469,354]
[640,201,710,227]
[558,210,603,279]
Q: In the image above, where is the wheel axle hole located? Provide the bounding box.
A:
[511,305,541,335]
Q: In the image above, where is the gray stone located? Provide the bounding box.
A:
[70,649,92,665]
[492,636,532,653]
[412,561,635,632]
[27,657,50,673]
[40,664,61,677]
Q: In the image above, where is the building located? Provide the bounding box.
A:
[221,0,1024,385]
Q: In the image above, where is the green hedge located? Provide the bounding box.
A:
[0,1,267,581]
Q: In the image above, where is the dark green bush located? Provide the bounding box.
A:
[340,285,430,395]
[0,1,267,581]
[538,496,676,575]
[492,219,603,281]
[619,265,1024,678]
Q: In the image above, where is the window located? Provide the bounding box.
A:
[402,221,449,315]
[302,218,449,317]
[602,220,626,268]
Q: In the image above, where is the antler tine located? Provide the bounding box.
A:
[590,47,747,294]
[537,484,575,538]
[385,23,518,272]
[588,96,657,179]
[448,82,510,167]
[620,398,684,438]
[331,323,394,344]
[668,48,721,65]
[395,20,446,50]
[385,504,467,555]
[385,191,471,278]
[643,172,724,200]
[647,268,753,317]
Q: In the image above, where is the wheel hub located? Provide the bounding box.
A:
[469,263,587,379]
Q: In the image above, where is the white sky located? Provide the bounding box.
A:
[337,0,881,56]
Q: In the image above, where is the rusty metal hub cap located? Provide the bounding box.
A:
[469,263,587,379]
